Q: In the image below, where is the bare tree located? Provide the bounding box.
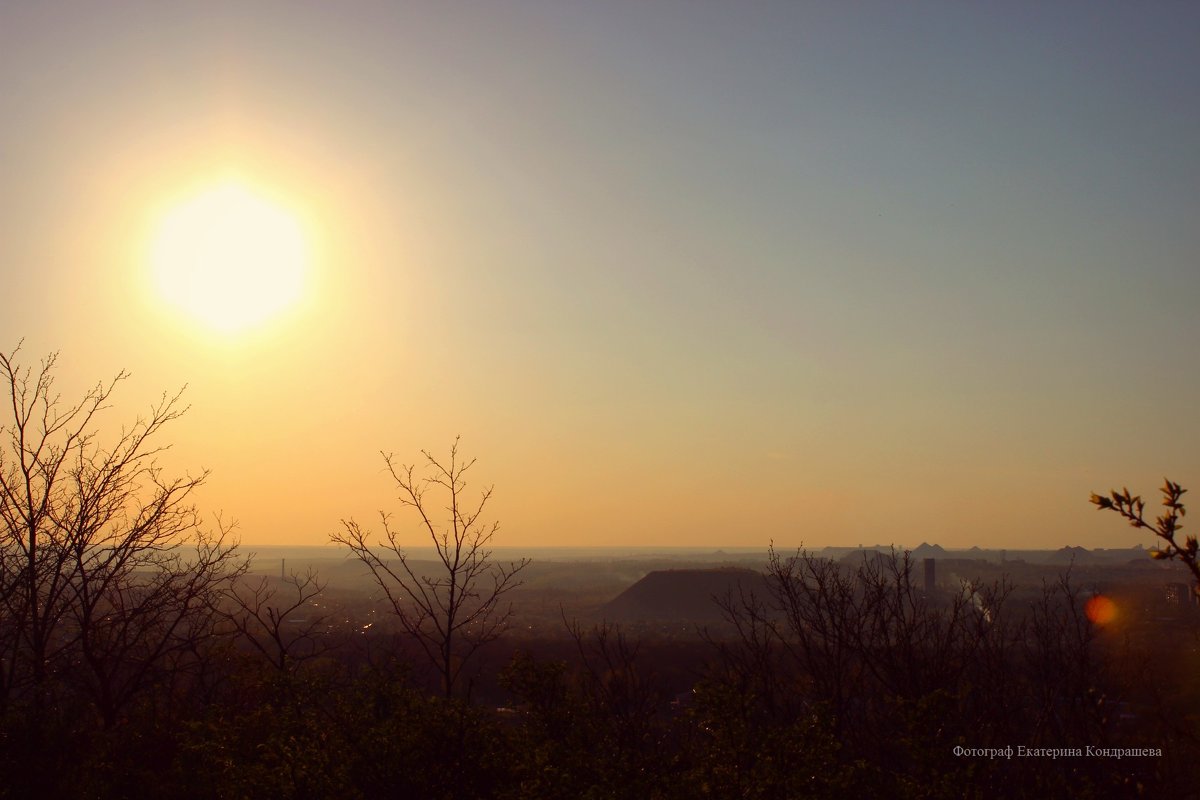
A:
[714,547,1023,745]
[849,549,1009,700]
[223,567,331,673]
[1021,571,1111,744]
[0,344,244,724]
[332,438,529,698]
[708,548,1130,796]
[564,616,663,729]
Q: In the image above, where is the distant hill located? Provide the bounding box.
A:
[1051,545,1095,564]
[602,568,769,622]
[911,542,949,559]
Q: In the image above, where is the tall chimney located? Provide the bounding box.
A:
[923,558,935,594]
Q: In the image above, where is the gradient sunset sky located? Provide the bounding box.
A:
[1,2,1197,549]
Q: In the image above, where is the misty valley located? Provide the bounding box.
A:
[4,537,1196,797]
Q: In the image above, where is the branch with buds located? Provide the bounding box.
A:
[1090,479,1198,589]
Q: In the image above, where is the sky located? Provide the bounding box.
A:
[0,1,1197,550]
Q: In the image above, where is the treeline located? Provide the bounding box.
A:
[1,548,1195,799]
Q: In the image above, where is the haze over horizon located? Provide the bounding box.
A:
[2,2,1197,550]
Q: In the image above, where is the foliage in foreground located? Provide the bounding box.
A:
[3,544,1189,800]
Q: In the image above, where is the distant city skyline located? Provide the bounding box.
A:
[1,2,1196,548]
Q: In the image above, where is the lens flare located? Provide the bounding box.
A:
[1084,594,1117,625]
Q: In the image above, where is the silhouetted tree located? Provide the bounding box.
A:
[709,546,1133,797]
[0,344,244,728]
[333,437,529,698]
[223,567,331,673]
[500,622,678,800]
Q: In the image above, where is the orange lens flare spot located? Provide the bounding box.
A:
[1084,594,1117,625]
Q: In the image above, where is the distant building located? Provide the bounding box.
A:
[1165,582,1198,607]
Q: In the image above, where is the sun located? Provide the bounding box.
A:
[148,177,309,334]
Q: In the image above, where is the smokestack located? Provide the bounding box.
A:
[281,558,285,580]
[923,558,935,594]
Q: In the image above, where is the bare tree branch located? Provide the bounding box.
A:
[222,565,331,673]
[0,344,246,724]
[332,437,529,698]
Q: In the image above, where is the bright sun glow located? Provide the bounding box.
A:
[149,177,309,333]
